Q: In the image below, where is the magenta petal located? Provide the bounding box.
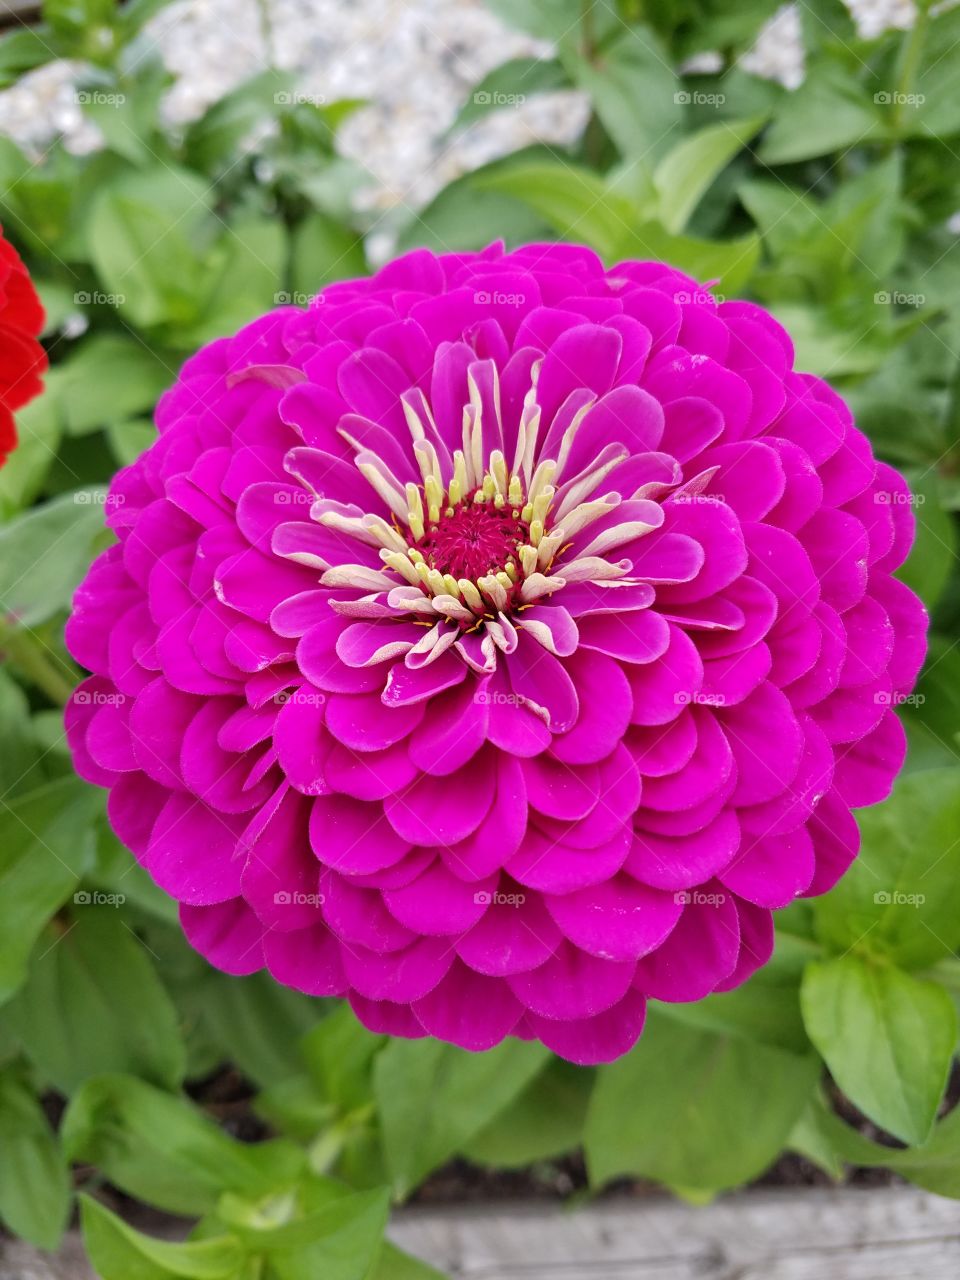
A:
[718,827,815,908]
[633,887,740,1001]
[525,988,647,1065]
[180,899,264,975]
[508,941,634,1020]
[413,961,523,1050]
[342,934,455,1002]
[349,993,427,1039]
[551,650,632,764]
[506,635,579,734]
[263,924,348,996]
[384,750,496,847]
[309,793,411,873]
[546,874,681,962]
[145,795,247,905]
[384,859,494,935]
[456,884,560,976]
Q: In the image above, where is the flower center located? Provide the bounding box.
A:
[376,450,562,620]
[416,497,529,583]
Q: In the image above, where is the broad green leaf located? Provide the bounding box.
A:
[462,1058,591,1168]
[0,384,65,519]
[184,69,295,175]
[474,161,635,259]
[801,956,956,1146]
[184,216,287,344]
[396,166,550,255]
[657,966,809,1054]
[86,167,214,330]
[371,1243,446,1280]
[0,670,40,799]
[908,9,960,140]
[564,26,683,163]
[106,418,157,466]
[301,1004,383,1113]
[63,1074,304,1215]
[0,28,58,88]
[812,767,960,968]
[584,1011,819,1194]
[58,335,172,436]
[289,212,367,297]
[0,488,109,629]
[816,1099,960,1198]
[0,1068,70,1249]
[374,1037,548,1197]
[191,971,320,1090]
[0,777,99,1003]
[451,57,569,131]
[654,115,766,233]
[81,1196,242,1280]
[759,60,881,164]
[617,222,761,294]
[6,906,186,1093]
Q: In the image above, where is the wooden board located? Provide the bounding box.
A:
[2,1188,959,1278]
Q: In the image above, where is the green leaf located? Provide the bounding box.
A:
[86,167,214,330]
[759,60,880,164]
[289,212,367,297]
[301,1004,383,1112]
[0,488,110,629]
[657,965,809,1054]
[81,1196,242,1280]
[0,669,40,799]
[0,777,99,1004]
[564,26,683,163]
[0,28,59,88]
[801,956,957,1145]
[654,115,767,233]
[584,1011,819,1194]
[6,906,186,1094]
[63,1074,305,1216]
[617,222,761,294]
[817,1100,960,1198]
[0,1068,70,1249]
[184,69,295,175]
[474,160,635,260]
[462,1058,591,1168]
[374,1037,548,1197]
[450,58,570,131]
[812,767,960,969]
[0,384,65,519]
[185,216,287,344]
[58,334,172,436]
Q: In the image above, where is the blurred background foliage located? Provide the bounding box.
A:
[2,0,960,1276]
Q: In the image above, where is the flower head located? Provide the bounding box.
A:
[0,228,46,468]
[66,243,927,1064]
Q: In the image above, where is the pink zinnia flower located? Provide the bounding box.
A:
[65,243,927,1064]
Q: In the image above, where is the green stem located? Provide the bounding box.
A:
[0,629,76,705]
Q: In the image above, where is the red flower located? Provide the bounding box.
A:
[0,230,46,468]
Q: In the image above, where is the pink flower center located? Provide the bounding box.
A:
[414,494,530,582]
